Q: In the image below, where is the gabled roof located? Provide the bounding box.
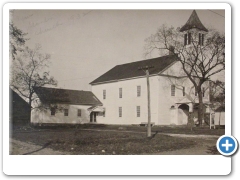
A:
[180,10,208,32]
[34,87,102,106]
[90,55,178,84]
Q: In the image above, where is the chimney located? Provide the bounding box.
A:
[169,46,175,55]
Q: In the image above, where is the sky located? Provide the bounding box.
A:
[11,9,225,91]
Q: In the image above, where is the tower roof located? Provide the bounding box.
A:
[180,10,208,32]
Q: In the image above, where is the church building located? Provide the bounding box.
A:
[90,10,211,125]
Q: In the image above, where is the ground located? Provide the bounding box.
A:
[10,124,224,155]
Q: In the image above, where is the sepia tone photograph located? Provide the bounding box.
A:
[9,8,225,155]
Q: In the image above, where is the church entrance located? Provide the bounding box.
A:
[90,112,97,123]
[178,104,189,125]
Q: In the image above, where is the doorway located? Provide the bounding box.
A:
[178,104,189,125]
[90,112,97,123]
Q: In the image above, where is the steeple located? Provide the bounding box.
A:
[180,10,208,32]
[180,10,208,46]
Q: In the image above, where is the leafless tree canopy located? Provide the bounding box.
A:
[145,24,225,125]
[10,44,57,109]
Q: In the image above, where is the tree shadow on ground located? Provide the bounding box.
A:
[22,141,52,155]
[149,131,159,140]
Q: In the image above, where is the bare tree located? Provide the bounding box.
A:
[145,25,225,126]
[10,44,58,117]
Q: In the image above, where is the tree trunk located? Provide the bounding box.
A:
[198,88,204,127]
[28,98,32,126]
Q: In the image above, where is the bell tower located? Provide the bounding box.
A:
[180,10,208,46]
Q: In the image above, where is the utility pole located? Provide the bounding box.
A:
[138,65,154,137]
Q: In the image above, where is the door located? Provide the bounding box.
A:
[90,112,93,122]
[90,112,97,123]
[94,112,97,122]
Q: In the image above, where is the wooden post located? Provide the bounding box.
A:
[210,111,212,129]
[138,66,154,137]
[146,69,151,137]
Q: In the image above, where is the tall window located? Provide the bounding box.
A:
[171,85,175,96]
[103,108,106,117]
[137,86,141,97]
[103,90,106,99]
[202,87,205,97]
[183,87,185,96]
[184,33,192,45]
[77,109,81,117]
[119,107,122,117]
[64,109,68,116]
[51,108,56,116]
[119,88,122,98]
[199,33,204,46]
[136,106,140,117]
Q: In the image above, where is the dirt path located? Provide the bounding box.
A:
[10,138,69,155]
[151,137,218,155]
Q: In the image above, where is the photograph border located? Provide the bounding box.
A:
[3,2,231,175]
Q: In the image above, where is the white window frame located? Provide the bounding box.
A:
[119,88,122,98]
[171,85,175,96]
[77,109,81,117]
[64,109,69,116]
[103,90,106,99]
[137,86,141,97]
[119,107,122,117]
[136,106,140,117]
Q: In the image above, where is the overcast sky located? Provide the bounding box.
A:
[11,9,225,91]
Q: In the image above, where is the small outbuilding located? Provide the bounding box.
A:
[31,87,103,124]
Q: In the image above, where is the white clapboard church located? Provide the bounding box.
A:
[90,10,211,125]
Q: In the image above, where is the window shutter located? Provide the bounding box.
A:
[184,34,187,45]
[183,87,185,96]
[188,33,191,44]
[202,34,204,46]
[199,33,202,45]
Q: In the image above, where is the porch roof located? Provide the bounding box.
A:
[175,97,211,105]
[87,106,104,112]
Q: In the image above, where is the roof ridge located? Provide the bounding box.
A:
[90,54,178,84]
[116,54,175,66]
[34,86,91,93]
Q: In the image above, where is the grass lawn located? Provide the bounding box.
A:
[29,123,225,136]
[11,124,224,155]
[12,129,200,155]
